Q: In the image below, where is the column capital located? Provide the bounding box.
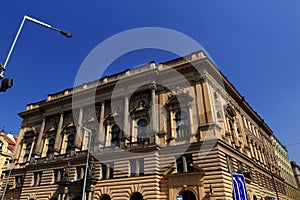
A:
[148,82,157,90]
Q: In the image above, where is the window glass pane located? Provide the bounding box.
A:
[176,157,183,173]
[186,154,194,172]
[130,160,136,177]
[101,163,107,179]
[137,119,147,140]
[175,111,188,138]
[109,163,114,179]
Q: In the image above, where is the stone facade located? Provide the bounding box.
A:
[270,135,298,189]
[0,131,17,188]
[1,51,300,200]
[291,161,300,189]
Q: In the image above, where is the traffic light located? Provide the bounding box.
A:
[0,78,13,92]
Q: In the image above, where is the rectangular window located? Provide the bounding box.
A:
[101,162,114,180]
[53,169,64,183]
[176,154,193,173]
[130,159,144,177]
[32,172,42,186]
[15,176,24,188]
[226,155,233,173]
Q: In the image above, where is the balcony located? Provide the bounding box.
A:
[127,135,156,148]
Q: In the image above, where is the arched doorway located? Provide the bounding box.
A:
[100,194,111,200]
[181,190,196,200]
[130,192,143,200]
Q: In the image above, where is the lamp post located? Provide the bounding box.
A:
[1,152,16,200]
[81,126,93,200]
[0,15,72,91]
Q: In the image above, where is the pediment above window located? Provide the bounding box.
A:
[24,128,38,138]
[163,163,204,176]
[104,112,123,125]
[130,104,150,115]
[166,93,193,106]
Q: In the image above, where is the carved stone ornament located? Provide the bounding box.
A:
[225,104,236,118]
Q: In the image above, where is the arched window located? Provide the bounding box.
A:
[23,143,32,162]
[0,141,3,150]
[180,190,196,200]
[175,111,189,138]
[100,194,111,200]
[137,119,147,141]
[130,192,143,200]
[47,138,55,157]
[111,125,120,147]
[66,134,75,154]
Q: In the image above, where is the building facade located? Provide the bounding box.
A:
[0,131,17,187]
[291,161,300,189]
[2,51,300,200]
[270,135,298,190]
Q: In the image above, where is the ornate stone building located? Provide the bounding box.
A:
[1,51,300,200]
[270,135,298,190]
[291,161,300,189]
[0,131,17,187]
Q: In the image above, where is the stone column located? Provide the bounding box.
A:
[123,95,129,137]
[88,192,92,200]
[15,128,25,161]
[253,143,259,161]
[249,140,255,158]
[17,142,26,163]
[33,117,46,157]
[131,115,135,142]
[188,103,195,134]
[54,112,64,154]
[193,80,201,125]
[98,101,105,146]
[151,86,157,132]
[170,110,175,139]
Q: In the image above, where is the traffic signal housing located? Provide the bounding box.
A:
[0,78,13,92]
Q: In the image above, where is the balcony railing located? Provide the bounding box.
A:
[127,135,156,148]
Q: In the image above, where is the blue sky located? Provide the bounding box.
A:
[1,0,300,164]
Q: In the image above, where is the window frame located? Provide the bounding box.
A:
[175,111,189,139]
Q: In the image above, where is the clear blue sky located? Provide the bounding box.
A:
[1,1,300,164]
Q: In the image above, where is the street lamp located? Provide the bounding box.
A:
[81,126,93,200]
[0,15,72,92]
[1,152,16,200]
